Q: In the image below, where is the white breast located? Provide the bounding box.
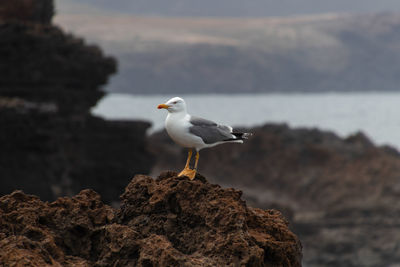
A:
[165,114,205,149]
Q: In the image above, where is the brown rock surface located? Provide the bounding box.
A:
[0,173,302,266]
[150,124,400,267]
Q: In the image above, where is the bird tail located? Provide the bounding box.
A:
[235,132,253,140]
[224,132,253,142]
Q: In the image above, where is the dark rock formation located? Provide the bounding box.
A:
[0,21,116,115]
[0,173,302,266]
[0,0,154,203]
[150,123,400,267]
[0,0,54,24]
[0,99,153,203]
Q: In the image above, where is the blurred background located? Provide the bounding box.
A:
[57,0,400,147]
[2,0,400,266]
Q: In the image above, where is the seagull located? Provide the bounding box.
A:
[157,97,251,180]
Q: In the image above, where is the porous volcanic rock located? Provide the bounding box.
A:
[150,123,400,266]
[0,173,302,266]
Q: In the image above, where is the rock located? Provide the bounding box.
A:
[0,0,54,24]
[0,0,153,203]
[150,123,398,209]
[0,21,116,115]
[0,189,114,266]
[150,123,400,266]
[0,173,302,266]
[0,100,154,203]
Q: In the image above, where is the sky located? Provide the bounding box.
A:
[57,0,400,17]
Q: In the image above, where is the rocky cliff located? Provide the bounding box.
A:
[0,21,116,115]
[0,99,153,203]
[0,0,53,24]
[0,172,302,266]
[0,0,154,202]
[150,124,400,267]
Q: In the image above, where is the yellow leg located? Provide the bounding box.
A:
[194,151,200,170]
[179,149,195,178]
[184,149,192,169]
[185,151,199,180]
[178,149,199,180]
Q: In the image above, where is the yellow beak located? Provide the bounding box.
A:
[157,104,170,109]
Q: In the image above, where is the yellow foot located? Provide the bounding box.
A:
[178,168,197,180]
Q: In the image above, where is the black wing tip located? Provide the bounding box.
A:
[232,132,253,140]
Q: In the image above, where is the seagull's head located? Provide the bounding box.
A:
[157,97,187,113]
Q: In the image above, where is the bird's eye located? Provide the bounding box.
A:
[173,101,177,104]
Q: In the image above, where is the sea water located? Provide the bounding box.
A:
[92,92,400,149]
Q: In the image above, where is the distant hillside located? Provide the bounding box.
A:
[57,0,400,17]
[55,12,400,94]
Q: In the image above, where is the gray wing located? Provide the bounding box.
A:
[189,116,234,144]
